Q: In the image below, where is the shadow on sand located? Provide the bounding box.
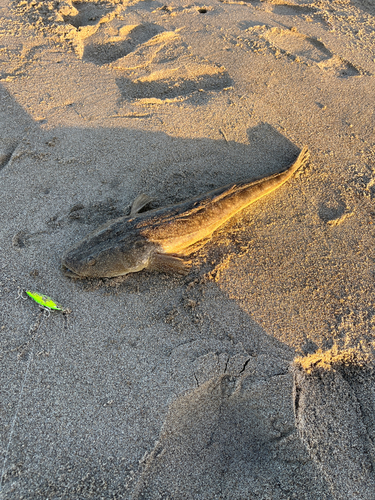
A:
[1,83,373,499]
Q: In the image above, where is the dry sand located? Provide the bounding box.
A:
[1,0,375,498]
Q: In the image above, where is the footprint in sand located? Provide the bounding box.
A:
[318,196,353,226]
[110,30,232,102]
[70,20,232,101]
[231,0,317,16]
[243,25,363,77]
[12,0,118,26]
[61,1,114,28]
[134,370,330,499]
[222,0,318,17]
[81,23,164,65]
[57,4,232,102]
[265,28,332,63]
[12,0,232,102]
[264,28,362,77]
[267,2,317,16]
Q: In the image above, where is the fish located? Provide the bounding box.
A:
[62,146,309,279]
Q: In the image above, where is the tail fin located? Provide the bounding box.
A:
[289,145,310,176]
[238,145,310,202]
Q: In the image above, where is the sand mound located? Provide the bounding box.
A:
[294,345,375,499]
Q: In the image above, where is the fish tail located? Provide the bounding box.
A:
[237,145,310,205]
[255,145,310,193]
[288,145,310,177]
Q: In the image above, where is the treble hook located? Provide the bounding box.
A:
[16,287,28,301]
[41,307,51,318]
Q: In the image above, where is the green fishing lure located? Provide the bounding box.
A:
[25,290,65,312]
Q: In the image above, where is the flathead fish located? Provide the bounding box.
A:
[62,146,309,278]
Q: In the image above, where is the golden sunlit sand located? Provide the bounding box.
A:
[295,343,375,374]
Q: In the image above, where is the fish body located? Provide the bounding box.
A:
[62,146,309,278]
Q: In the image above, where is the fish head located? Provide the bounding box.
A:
[62,246,131,279]
[62,218,154,279]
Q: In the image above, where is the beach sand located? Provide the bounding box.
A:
[1,0,375,497]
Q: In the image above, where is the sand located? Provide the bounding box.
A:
[1,0,375,498]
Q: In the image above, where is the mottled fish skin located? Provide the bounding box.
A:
[62,146,309,278]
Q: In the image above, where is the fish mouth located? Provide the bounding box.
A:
[61,264,82,279]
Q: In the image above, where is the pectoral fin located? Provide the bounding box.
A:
[149,252,191,275]
[130,193,153,216]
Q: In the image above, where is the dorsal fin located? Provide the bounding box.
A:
[130,193,153,216]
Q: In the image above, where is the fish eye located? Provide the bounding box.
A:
[87,258,96,266]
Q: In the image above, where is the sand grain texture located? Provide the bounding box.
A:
[1,0,375,498]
